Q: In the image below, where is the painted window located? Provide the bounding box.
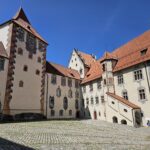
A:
[49,96,54,109]
[134,69,143,80]
[61,77,66,86]
[17,27,25,41]
[138,88,146,101]
[63,97,68,110]
[51,74,57,84]
[68,89,73,98]
[68,78,72,87]
[95,97,99,104]
[122,90,128,100]
[19,81,24,87]
[118,74,124,84]
[18,48,23,55]
[75,80,79,88]
[59,110,63,116]
[0,58,5,71]
[56,87,61,97]
[51,110,55,116]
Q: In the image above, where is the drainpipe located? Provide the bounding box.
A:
[144,62,150,93]
[46,74,49,119]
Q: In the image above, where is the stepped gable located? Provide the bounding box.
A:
[46,61,80,80]
[0,42,8,58]
[107,92,140,109]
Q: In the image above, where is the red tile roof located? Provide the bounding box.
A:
[47,61,80,80]
[0,42,8,58]
[81,60,102,84]
[107,92,140,109]
[100,51,117,63]
[75,50,95,67]
[112,30,150,72]
[13,8,47,44]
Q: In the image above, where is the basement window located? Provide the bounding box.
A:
[140,48,147,56]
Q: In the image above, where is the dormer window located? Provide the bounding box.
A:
[140,48,147,56]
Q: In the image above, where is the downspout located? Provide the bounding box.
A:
[144,62,150,93]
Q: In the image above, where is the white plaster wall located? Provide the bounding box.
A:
[81,79,106,120]
[0,24,10,56]
[45,73,81,119]
[114,64,150,126]
[10,29,44,115]
[0,58,9,112]
[68,50,85,78]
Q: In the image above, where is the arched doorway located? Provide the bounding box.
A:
[76,111,80,118]
[94,111,97,120]
[135,111,142,126]
[112,116,118,123]
[121,119,127,125]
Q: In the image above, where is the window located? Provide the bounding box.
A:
[82,99,84,107]
[28,53,33,59]
[68,78,72,87]
[26,33,36,53]
[122,90,128,100]
[36,69,40,75]
[139,88,146,101]
[102,63,106,71]
[61,77,66,86]
[97,80,101,89]
[63,97,68,110]
[134,69,143,80]
[91,97,94,105]
[118,75,124,84]
[80,68,83,74]
[140,48,147,56]
[51,74,57,84]
[51,110,55,116]
[38,40,47,51]
[75,90,79,99]
[0,58,5,71]
[17,27,24,41]
[83,86,86,93]
[69,110,72,116]
[95,97,99,104]
[19,81,24,87]
[75,100,79,109]
[18,48,23,55]
[23,65,28,72]
[76,64,77,66]
[49,96,54,109]
[59,110,63,116]
[68,89,73,98]
[86,98,89,105]
[112,101,115,104]
[75,80,79,88]
[89,83,93,91]
[101,96,105,103]
[56,87,61,97]
[37,57,41,63]
[0,101,1,112]
[124,109,128,112]
[103,79,107,85]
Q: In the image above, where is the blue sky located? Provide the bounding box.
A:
[0,0,150,66]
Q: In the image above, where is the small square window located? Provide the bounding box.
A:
[36,69,40,75]
[23,65,28,72]
[29,53,33,59]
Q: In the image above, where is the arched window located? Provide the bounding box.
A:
[68,89,73,98]
[69,110,72,116]
[75,90,79,98]
[75,99,79,109]
[112,116,118,123]
[49,96,54,109]
[56,87,61,97]
[121,119,127,125]
[63,97,68,110]
[19,81,24,87]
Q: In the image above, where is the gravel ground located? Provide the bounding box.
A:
[0,120,150,150]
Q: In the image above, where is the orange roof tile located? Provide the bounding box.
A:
[47,61,80,80]
[100,51,117,63]
[81,60,102,84]
[75,50,95,67]
[112,30,150,72]
[107,92,140,109]
[0,42,8,58]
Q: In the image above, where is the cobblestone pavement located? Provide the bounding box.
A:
[0,120,150,150]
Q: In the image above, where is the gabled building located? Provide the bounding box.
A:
[0,8,48,119]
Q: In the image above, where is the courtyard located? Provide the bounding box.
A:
[0,120,150,150]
